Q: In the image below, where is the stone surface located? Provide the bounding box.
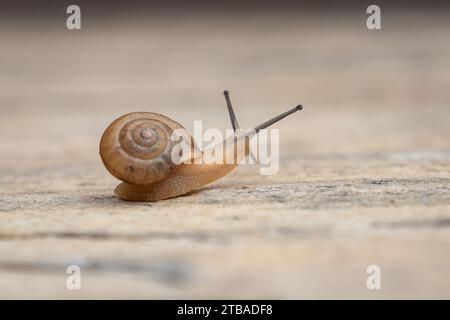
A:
[0,11,449,298]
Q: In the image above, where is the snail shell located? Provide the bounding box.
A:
[99,112,187,185]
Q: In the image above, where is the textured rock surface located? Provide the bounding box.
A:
[0,11,449,298]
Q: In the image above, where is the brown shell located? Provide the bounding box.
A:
[99,112,187,185]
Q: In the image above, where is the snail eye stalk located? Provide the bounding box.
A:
[223,90,240,132]
[252,105,302,133]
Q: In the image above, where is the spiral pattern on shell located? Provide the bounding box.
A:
[100,112,186,185]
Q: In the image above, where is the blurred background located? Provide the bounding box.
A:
[1,0,449,170]
[0,0,449,298]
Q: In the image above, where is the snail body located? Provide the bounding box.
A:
[99,91,302,202]
[115,162,238,201]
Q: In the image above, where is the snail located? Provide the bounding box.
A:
[100,90,302,201]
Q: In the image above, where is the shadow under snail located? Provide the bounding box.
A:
[99,90,302,201]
